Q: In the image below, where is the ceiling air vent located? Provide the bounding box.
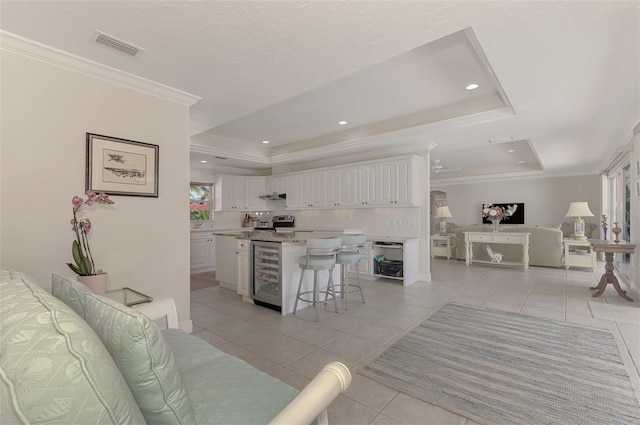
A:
[214,156,228,160]
[90,30,145,59]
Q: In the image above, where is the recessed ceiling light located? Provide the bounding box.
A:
[200,160,207,163]
[262,140,270,144]
[338,121,348,125]
[518,160,525,164]
[465,83,479,90]
[508,149,515,153]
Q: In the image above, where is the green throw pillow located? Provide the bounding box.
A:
[51,273,94,318]
[84,294,196,425]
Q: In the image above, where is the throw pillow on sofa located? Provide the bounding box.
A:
[84,294,196,425]
[52,273,94,318]
[1,269,146,425]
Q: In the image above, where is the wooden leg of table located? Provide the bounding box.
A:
[591,252,634,301]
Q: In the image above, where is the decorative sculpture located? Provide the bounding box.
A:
[487,246,503,263]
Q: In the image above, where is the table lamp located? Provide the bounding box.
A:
[565,201,593,240]
[435,205,453,235]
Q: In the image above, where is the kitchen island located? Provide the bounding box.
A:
[213,230,419,315]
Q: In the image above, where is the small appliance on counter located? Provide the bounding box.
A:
[272,215,295,230]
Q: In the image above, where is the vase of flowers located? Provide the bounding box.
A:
[67,191,114,293]
[482,203,518,233]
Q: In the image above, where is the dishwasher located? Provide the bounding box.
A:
[250,241,282,311]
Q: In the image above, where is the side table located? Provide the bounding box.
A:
[431,234,455,260]
[563,238,596,270]
[590,240,635,302]
[104,287,153,306]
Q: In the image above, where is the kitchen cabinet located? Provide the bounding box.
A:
[244,177,266,210]
[283,155,421,210]
[347,241,373,276]
[215,235,237,289]
[285,175,303,208]
[214,176,265,211]
[266,176,287,195]
[237,239,251,299]
[190,232,215,273]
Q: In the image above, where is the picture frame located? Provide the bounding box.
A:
[636,181,640,198]
[86,133,159,197]
[636,160,640,177]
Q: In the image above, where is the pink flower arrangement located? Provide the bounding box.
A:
[67,191,115,276]
[482,203,517,221]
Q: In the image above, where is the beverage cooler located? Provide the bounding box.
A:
[250,241,282,311]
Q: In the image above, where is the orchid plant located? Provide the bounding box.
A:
[67,191,115,276]
[482,203,518,221]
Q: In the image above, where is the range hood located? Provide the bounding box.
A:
[259,193,287,200]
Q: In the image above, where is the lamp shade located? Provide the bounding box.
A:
[435,206,453,218]
[565,202,594,217]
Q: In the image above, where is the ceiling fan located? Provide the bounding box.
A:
[431,159,461,174]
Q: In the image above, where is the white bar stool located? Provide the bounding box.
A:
[335,234,366,310]
[293,237,342,322]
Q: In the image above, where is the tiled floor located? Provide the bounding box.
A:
[190,260,640,425]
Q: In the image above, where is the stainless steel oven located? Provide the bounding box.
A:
[250,241,282,311]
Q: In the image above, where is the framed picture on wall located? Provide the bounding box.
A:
[86,133,159,197]
[636,181,640,198]
[636,159,640,177]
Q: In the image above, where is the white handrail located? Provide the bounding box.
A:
[268,362,352,425]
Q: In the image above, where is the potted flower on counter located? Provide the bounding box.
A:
[67,190,114,293]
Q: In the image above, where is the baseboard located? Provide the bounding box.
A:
[179,319,193,334]
[219,281,237,291]
[418,272,431,282]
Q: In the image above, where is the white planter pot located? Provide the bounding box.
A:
[77,273,108,294]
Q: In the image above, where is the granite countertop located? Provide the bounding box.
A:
[210,230,419,244]
[212,230,342,244]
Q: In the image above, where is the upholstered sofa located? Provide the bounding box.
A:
[454,225,565,267]
[0,269,351,424]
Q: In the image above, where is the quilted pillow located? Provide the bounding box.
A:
[52,273,93,318]
[84,294,196,425]
[0,269,145,424]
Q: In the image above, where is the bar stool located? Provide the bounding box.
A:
[293,237,342,322]
[336,234,367,310]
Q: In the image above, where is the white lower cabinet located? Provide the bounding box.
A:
[215,235,238,289]
[237,239,251,298]
[190,233,215,273]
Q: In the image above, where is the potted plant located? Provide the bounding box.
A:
[67,190,114,293]
[601,214,608,240]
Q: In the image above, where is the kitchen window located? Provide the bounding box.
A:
[190,183,213,221]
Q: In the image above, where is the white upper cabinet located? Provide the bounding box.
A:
[285,174,303,208]
[265,176,287,195]
[283,155,421,210]
[214,176,265,211]
[244,177,266,210]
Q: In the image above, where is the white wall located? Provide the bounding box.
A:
[436,175,602,228]
[630,132,640,294]
[1,51,192,328]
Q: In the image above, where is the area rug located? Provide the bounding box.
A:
[589,301,640,324]
[360,303,640,425]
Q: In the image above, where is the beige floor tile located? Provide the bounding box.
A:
[368,413,405,425]
[327,394,379,425]
[289,323,346,347]
[343,374,398,412]
[323,333,383,361]
[287,348,356,379]
[271,367,311,391]
[382,393,467,425]
[348,322,402,344]
[252,335,317,366]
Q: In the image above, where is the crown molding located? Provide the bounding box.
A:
[190,144,271,165]
[0,30,201,106]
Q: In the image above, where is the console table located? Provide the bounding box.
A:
[590,240,636,302]
[464,232,531,271]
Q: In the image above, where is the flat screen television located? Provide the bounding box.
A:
[482,203,525,224]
